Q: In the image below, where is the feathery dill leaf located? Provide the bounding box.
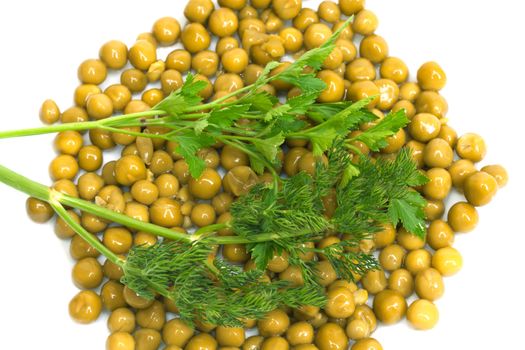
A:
[123,242,326,328]
[333,158,390,240]
[314,138,354,197]
[315,241,380,282]
[121,241,212,300]
[333,149,428,239]
[231,174,330,270]
[120,138,427,327]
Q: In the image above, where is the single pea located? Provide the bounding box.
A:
[463,171,498,206]
[407,299,439,330]
[39,99,61,124]
[456,133,487,162]
[99,40,128,69]
[417,61,447,91]
[69,290,102,324]
[78,59,107,85]
[152,17,181,45]
[373,289,407,324]
[481,165,508,188]
[129,40,157,70]
[106,332,135,350]
[432,247,463,276]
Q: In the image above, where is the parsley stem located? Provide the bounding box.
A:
[220,127,258,136]
[184,85,254,112]
[0,110,162,140]
[100,126,170,140]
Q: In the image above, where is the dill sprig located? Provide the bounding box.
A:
[121,241,326,327]
[116,137,427,326]
[231,173,331,271]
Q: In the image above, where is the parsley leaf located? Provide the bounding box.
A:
[278,73,327,93]
[172,131,215,178]
[251,132,285,164]
[376,149,429,237]
[208,104,251,129]
[307,101,356,123]
[255,61,282,88]
[352,109,409,151]
[153,73,206,116]
[250,242,278,272]
[193,119,208,135]
[249,154,266,175]
[292,97,377,156]
[264,104,292,122]
[287,92,320,115]
[388,192,427,238]
[266,17,353,94]
[242,91,278,112]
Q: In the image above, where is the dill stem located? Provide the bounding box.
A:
[193,223,229,239]
[0,164,193,244]
[49,197,123,266]
[0,161,329,248]
[0,164,320,247]
[206,228,325,245]
[59,195,193,243]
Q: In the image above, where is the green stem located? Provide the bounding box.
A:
[0,120,101,139]
[0,110,162,140]
[193,223,229,238]
[0,162,329,255]
[58,195,193,243]
[49,198,123,266]
[103,110,164,124]
[0,165,50,201]
[185,86,253,112]
[206,228,325,245]
[100,126,171,140]
[0,164,192,243]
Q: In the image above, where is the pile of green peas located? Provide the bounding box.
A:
[27,0,508,349]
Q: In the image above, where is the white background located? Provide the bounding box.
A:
[0,0,524,349]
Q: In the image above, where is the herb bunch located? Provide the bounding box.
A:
[0,17,429,328]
